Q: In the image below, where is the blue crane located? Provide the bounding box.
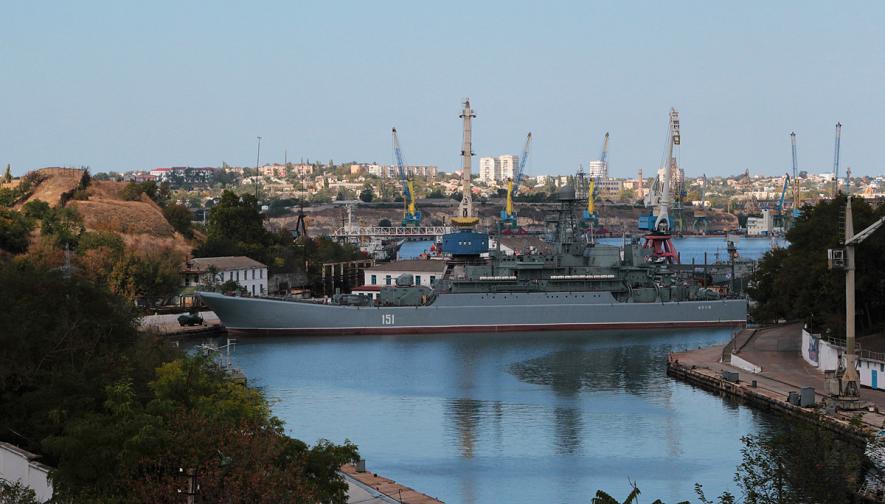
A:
[392,128,421,226]
[776,173,790,214]
[500,132,532,230]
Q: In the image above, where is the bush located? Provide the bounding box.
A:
[162,203,194,238]
[0,208,34,254]
[22,199,50,220]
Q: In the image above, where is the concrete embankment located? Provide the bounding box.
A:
[138,311,224,339]
[668,324,885,444]
[340,463,444,504]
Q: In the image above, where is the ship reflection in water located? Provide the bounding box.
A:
[232,329,781,504]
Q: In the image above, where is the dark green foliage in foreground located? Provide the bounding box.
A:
[596,419,865,503]
[749,195,885,336]
[0,480,40,504]
[0,260,358,503]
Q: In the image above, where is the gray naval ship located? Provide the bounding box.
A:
[199,190,747,336]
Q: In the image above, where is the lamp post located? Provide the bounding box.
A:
[255,136,262,201]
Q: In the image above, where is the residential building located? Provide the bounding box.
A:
[291,163,315,176]
[499,155,519,181]
[181,256,268,297]
[747,209,776,236]
[479,157,499,183]
[595,178,624,195]
[259,164,288,177]
[352,260,448,300]
[587,160,608,179]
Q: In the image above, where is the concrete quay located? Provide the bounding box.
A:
[138,310,223,338]
[668,323,885,442]
[340,463,444,504]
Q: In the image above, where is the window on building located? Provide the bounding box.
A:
[385,275,392,286]
[430,275,436,284]
[236,270,240,281]
[260,269,264,279]
[252,285,255,296]
[371,274,377,285]
[415,275,421,285]
[252,269,256,280]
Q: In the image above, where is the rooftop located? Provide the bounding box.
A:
[183,256,266,273]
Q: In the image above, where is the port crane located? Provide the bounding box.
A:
[499,132,532,231]
[392,128,421,227]
[582,132,608,226]
[790,132,801,219]
[832,122,842,198]
[639,108,680,263]
[772,173,790,230]
[827,191,885,408]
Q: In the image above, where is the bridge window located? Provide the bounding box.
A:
[371,274,377,285]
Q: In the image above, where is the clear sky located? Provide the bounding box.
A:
[2,1,883,178]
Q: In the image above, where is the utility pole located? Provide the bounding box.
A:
[255,136,262,201]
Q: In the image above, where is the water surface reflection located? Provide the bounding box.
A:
[232,328,781,503]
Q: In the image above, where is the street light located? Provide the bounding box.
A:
[255,136,262,201]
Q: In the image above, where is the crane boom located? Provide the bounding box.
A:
[600,132,609,164]
[392,127,421,226]
[777,173,790,213]
[655,108,680,232]
[501,132,532,229]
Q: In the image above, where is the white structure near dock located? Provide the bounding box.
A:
[802,327,885,390]
[0,442,53,503]
[352,260,447,300]
[181,256,268,297]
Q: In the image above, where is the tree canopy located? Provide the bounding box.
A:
[0,259,358,503]
[749,196,885,336]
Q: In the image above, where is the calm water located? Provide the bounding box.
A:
[231,236,784,503]
[233,329,782,503]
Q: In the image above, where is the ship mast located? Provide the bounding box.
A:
[453,99,479,226]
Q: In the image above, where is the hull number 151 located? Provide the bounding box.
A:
[382,314,395,325]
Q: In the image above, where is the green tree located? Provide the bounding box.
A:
[21,199,50,220]
[749,195,885,335]
[2,164,11,184]
[359,185,374,202]
[0,208,34,254]
[0,260,358,503]
[162,203,194,238]
[40,206,84,249]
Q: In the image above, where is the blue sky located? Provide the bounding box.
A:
[2,1,882,178]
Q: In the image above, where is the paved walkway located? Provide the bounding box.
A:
[672,323,885,432]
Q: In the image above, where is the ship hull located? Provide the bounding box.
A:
[199,291,747,336]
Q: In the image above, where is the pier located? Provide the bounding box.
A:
[668,323,885,442]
